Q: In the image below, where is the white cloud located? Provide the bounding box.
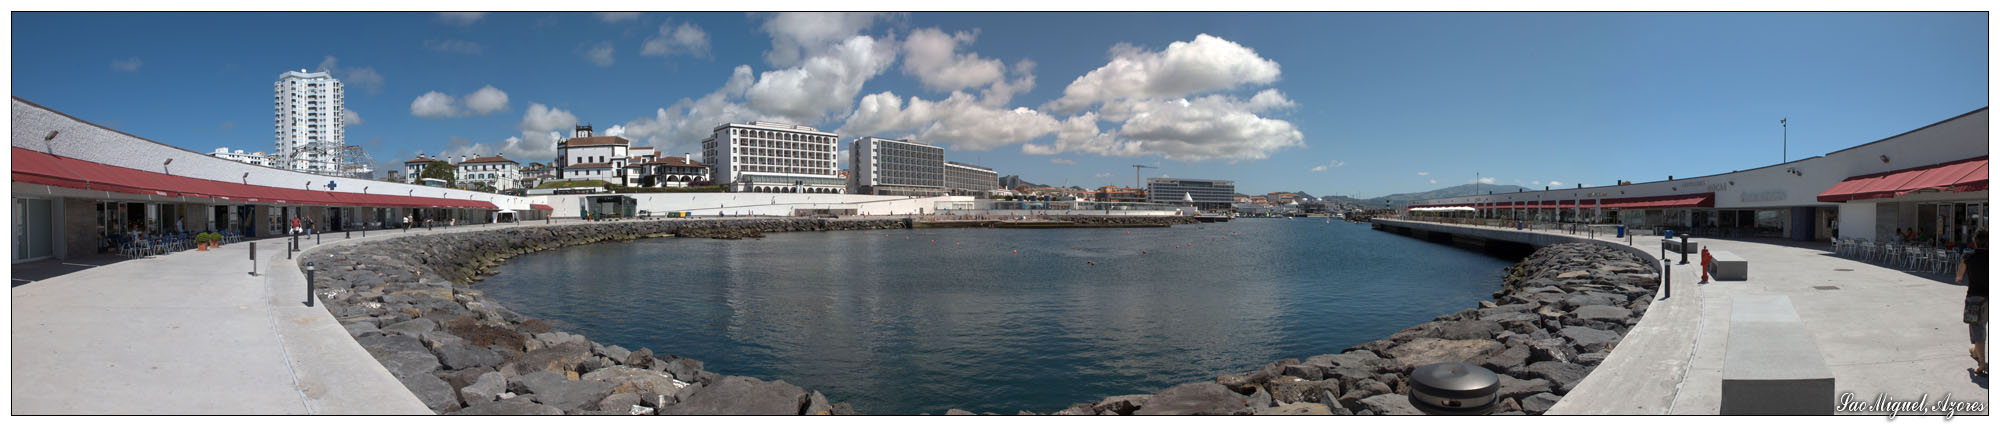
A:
[744,35,898,124]
[1310,159,1343,172]
[755,12,897,67]
[839,91,1060,151]
[902,28,1006,93]
[438,12,485,25]
[410,92,459,119]
[1026,89,1302,161]
[641,22,711,59]
[1046,34,1281,114]
[1531,180,1542,186]
[1417,172,1430,176]
[315,56,384,95]
[596,12,640,23]
[580,41,616,67]
[1478,177,1498,184]
[465,86,510,115]
[424,40,484,55]
[438,135,555,165]
[1094,173,1114,178]
[1430,179,1438,185]
[109,56,142,72]
[342,108,363,126]
[1549,180,1564,187]
[613,65,763,150]
[410,86,509,118]
[1050,158,1077,165]
[602,125,626,137]
[520,103,578,134]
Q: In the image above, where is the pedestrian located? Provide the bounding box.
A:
[290,215,302,236]
[403,215,412,231]
[1957,228,1987,377]
[305,216,315,236]
[176,216,185,234]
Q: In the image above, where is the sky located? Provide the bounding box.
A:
[10,12,1989,198]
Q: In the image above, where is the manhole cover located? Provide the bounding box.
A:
[1813,285,1840,290]
[1833,268,1854,272]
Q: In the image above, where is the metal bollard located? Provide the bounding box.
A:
[346,230,351,239]
[305,262,316,307]
[1661,257,1672,300]
[249,242,258,276]
[288,235,296,260]
[1679,234,1690,265]
[316,231,321,245]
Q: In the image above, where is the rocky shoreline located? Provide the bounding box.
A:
[298,216,1195,415]
[1013,242,1660,415]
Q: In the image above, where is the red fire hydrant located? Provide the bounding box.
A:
[1699,247,1714,283]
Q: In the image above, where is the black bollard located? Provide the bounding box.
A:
[1662,257,1672,300]
[305,262,316,307]
[316,230,321,245]
[288,235,295,260]
[1679,234,1690,265]
[346,230,351,240]
[249,242,258,276]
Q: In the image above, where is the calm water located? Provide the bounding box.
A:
[477,219,1514,414]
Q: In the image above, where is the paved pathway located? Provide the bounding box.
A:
[1381,220,1987,415]
[10,220,584,414]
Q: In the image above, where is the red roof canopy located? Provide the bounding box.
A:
[530,204,555,211]
[1818,156,1987,202]
[12,147,498,210]
[1599,193,1715,209]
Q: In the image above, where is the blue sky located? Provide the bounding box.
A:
[11,12,1988,198]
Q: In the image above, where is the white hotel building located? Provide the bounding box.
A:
[272,70,344,174]
[851,136,946,196]
[701,121,845,193]
[455,155,520,192]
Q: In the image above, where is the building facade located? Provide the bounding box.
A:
[455,155,520,192]
[555,125,631,186]
[272,70,345,175]
[209,147,275,167]
[945,161,1000,197]
[852,136,946,196]
[1404,108,1989,243]
[1147,178,1237,211]
[403,154,437,184]
[631,156,711,188]
[701,121,844,193]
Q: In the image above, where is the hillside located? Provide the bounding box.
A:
[1320,184,1531,209]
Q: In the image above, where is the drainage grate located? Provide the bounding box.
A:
[1813,285,1840,290]
[1833,268,1854,272]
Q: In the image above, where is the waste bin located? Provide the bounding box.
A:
[1664,229,1675,240]
[1617,225,1626,238]
[1516,221,1523,230]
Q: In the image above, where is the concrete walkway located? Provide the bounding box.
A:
[10,220,584,414]
[1381,220,1988,415]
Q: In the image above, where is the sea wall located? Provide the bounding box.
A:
[1026,242,1659,415]
[297,216,1195,415]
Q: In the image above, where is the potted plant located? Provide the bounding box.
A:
[196,232,222,250]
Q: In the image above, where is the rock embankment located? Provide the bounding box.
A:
[301,218,909,415]
[1023,242,1658,415]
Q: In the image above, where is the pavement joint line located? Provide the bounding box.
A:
[1666,287,1709,415]
[256,243,318,414]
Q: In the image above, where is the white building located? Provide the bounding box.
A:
[945,161,1000,197]
[403,154,438,184]
[208,147,275,167]
[273,70,345,175]
[556,125,631,186]
[852,136,946,196]
[701,121,845,193]
[455,155,520,191]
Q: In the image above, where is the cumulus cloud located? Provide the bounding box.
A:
[1025,89,1303,161]
[521,103,578,134]
[315,56,384,95]
[1045,34,1281,114]
[756,12,898,66]
[438,12,485,25]
[342,108,363,126]
[1477,177,1497,184]
[1550,180,1565,187]
[613,65,764,150]
[596,12,640,22]
[1050,158,1077,165]
[902,28,1005,93]
[744,35,898,124]
[109,56,142,72]
[410,85,509,118]
[602,125,626,137]
[437,135,556,165]
[840,91,1060,151]
[642,22,711,59]
[580,41,616,67]
[424,39,484,55]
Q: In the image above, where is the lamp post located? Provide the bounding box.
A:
[1780,117,1788,163]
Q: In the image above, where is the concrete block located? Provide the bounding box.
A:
[1720,296,1833,415]
[1661,238,1699,254]
[1709,250,1747,281]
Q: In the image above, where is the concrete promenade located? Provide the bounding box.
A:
[1375,219,1988,415]
[10,219,597,414]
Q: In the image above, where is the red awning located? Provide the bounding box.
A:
[531,204,555,211]
[1819,156,1988,202]
[1600,193,1714,209]
[12,147,500,209]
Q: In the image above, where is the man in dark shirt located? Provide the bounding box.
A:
[1958,228,1987,377]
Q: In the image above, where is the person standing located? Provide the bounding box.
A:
[305,216,315,237]
[1958,228,1988,377]
[289,215,302,236]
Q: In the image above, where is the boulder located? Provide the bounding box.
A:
[1255,401,1334,415]
[1132,382,1253,415]
[1092,394,1151,415]
[1248,386,1274,408]
[342,321,380,337]
[597,392,641,412]
[381,318,438,336]
[662,376,809,415]
[1572,305,1631,322]
[436,343,503,371]
[454,400,564,415]
[661,358,704,382]
[580,366,681,396]
[1495,374,1552,401]
[804,391,832,415]
[513,340,592,377]
[460,371,507,404]
[1527,338,1576,364]
[1215,371,1274,394]
[623,348,655,368]
[1337,379,1393,409]
[1280,364,1324,380]
[1267,378,1339,404]
[399,371,460,413]
[528,379,615,412]
[1476,345,1532,373]
[377,349,442,381]
[1520,392,1562,414]
[1519,361,1593,393]
[1356,394,1421,415]
[1384,338,1506,370]
[1559,326,1621,353]
[508,371,571,395]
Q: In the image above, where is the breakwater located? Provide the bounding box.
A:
[1025,242,1659,415]
[297,216,1194,415]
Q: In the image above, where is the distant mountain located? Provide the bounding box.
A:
[1364,184,1530,208]
[998,175,1042,189]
